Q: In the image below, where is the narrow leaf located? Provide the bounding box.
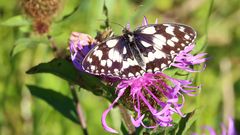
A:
[27,85,79,124]
[176,110,196,135]
[10,37,48,57]
[120,122,129,135]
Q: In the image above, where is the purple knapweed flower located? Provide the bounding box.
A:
[193,117,237,135]
[69,32,96,71]
[102,72,200,133]
[69,17,207,134]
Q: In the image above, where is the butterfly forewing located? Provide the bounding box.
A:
[82,37,143,79]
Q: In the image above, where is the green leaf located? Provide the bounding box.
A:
[1,15,30,26]
[176,110,196,135]
[27,85,79,124]
[10,37,48,57]
[120,122,129,135]
[26,58,115,101]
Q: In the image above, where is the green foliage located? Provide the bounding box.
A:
[176,111,196,135]
[26,58,116,101]
[27,85,79,124]
[11,37,49,57]
[1,0,240,135]
[1,15,30,26]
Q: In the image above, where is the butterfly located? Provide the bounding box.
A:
[82,23,196,79]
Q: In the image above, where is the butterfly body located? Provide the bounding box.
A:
[82,23,196,79]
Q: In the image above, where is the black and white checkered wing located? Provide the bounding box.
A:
[133,23,196,73]
[82,37,142,79]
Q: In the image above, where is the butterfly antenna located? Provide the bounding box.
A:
[108,21,125,28]
[97,19,125,29]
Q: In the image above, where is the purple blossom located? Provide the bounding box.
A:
[69,32,96,71]
[171,44,207,72]
[102,73,200,133]
[192,117,237,135]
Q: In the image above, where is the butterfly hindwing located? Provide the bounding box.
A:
[134,23,196,73]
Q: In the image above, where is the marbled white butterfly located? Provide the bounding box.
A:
[82,23,196,79]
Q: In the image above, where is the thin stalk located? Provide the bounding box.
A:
[70,84,88,135]
[119,104,136,135]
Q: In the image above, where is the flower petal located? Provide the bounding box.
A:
[101,88,125,134]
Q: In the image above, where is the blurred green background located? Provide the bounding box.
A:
[0,0,240,135]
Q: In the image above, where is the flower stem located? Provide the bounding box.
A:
[119,104,136,134]
[69,84,88,135]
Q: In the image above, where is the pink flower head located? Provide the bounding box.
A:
[172,44,208,72]
[69,32,96,71]
[102,73,199,133]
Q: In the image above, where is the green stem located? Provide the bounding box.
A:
[119,105,136,135]
[69,84,88,135]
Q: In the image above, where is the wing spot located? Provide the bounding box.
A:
[170,50,175,55]
[153,34,166,49]
[100,60,106,66]
[128,73,134,77]
[93,50,103,60]
[143,56,149,63]
[161,63,167,69]
[141,41,152,47]
[135,72,140,76]
[148,52,155,61]
[179,26,185,32]
[168,60,171,64]
[114,68,119,73]
[127,58,138,66]
[106,39,118,48]
[165,26,175,36]
[154,50,166,59]
[90,65,95,70]
[109,49,122,62]
[107,59,112,67]
[184,34,190,40]
[181,43,185,47]
[171,37,179,42]
[87,57,93,63]
[141,26,156,34]
[123,47,127,54]
[167,40,175,47]
[147,69,152,73]
[177,48,181,51]
[154,67,160,72]
[122,61,129,69]
[101,69,104,72]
